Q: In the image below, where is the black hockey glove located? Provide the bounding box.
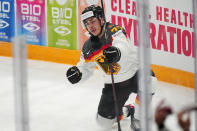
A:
[103,46,121,63]
[66,66,82,84]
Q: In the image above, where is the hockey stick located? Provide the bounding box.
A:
[100,0,122,131]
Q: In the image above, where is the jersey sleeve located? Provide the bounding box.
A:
[76,52,96,83]
[111,28,139,78]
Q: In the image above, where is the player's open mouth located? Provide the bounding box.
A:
[91,29,96,34]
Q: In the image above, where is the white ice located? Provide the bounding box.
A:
[0,56,195,131]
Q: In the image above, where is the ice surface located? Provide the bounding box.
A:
[0,56,195,131]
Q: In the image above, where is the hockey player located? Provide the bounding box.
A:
[154,100,197,131]
[66,5,157,130]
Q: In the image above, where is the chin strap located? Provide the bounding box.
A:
[97,22,105,36]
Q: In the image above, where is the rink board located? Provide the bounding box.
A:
[0,42,80,65]
[0,42,194,88]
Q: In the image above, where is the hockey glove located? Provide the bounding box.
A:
[66,66,82,84]
[103,46,121,63]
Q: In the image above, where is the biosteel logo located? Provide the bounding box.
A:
[23,22,40,32]
[56,0,68,5]
[0,1,10,13]
[0,19,9,29]
[51,7,72,36]
[54,26,71,36]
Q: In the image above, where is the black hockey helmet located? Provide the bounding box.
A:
[81,5,104,26]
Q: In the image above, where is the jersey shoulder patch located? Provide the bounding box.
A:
[107,23,127,35]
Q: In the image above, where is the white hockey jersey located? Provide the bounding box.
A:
[77,23,139,84]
